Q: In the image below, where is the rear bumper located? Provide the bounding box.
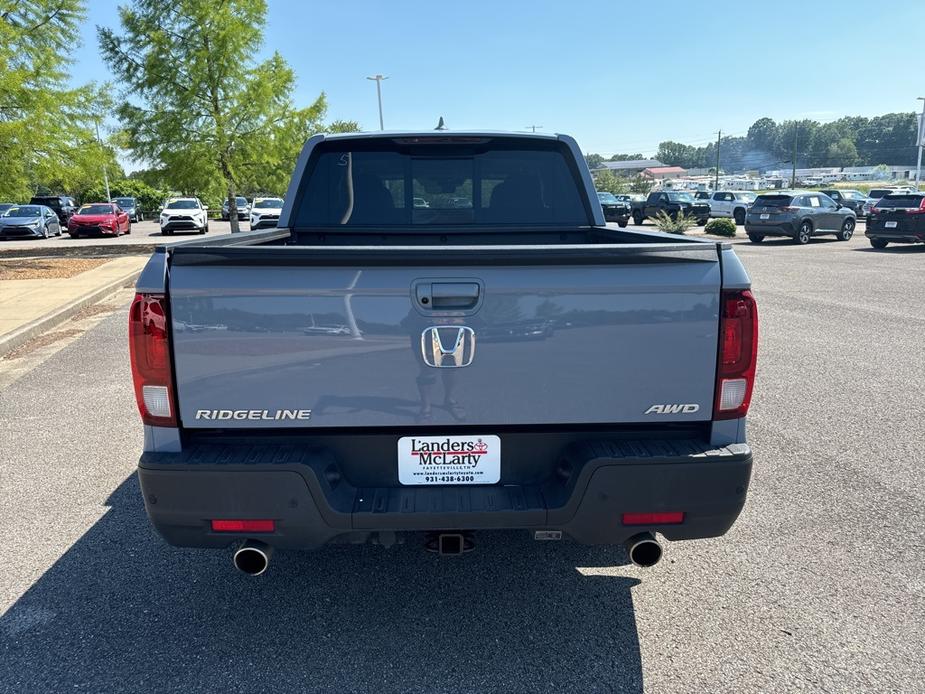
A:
[866,228,925,244]
[138,439,752,549]
[744,221,796,236]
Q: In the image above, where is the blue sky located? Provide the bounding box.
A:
[73,0,925,161]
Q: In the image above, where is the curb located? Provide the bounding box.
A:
[0,267,142,357]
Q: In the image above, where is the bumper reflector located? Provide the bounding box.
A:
[622,512,685,526]
[211,519,276,533]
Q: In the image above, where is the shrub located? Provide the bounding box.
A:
[654,210,698,234]
[705,217,737,237]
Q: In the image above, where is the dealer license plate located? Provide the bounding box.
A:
[760,213,770,220]
[398,435,501,485]
[885,221,898,228]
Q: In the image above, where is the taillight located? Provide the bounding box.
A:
[129,293,176,426]
[714,289,758,420]
[909,199,925,215]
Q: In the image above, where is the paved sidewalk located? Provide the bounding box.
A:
[0,256,146,354]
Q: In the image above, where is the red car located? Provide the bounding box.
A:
[68,203,131,238]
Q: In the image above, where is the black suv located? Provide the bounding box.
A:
[865,192,925,248]
[819,189,867,216]
[29,195,77,224]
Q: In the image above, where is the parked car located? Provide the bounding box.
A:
[131,130,756,573]
[68,202,131,238]
[596,191,631,227]
[865,192,925,248]
[29,195,76,224]
[693,191,712,201]
[708,191,757,225]
[744,191,856,244]
[249,197,284,230]
[160,198,209,235]
[0,204,62,239]
[818,189,867,217]
[112,196,143,222]
[631,191,711,226]
[862,187,913,218]
[221,196,250,221]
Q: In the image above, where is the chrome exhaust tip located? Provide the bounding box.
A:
[625,532,663,568]
[233,540,273,576]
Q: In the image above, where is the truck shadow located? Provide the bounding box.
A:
[0,476,644,693]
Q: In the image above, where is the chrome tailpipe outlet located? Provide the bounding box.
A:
[625,532,663,568]
[233,539,273,576]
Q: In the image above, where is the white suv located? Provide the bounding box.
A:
[709,191,756,225]
[249,197,284,230]
[160,198,208,235]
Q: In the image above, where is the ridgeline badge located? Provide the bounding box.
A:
[195,409,312,421]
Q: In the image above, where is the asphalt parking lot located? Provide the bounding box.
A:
[0,219,243,254]
[1,232,923,692]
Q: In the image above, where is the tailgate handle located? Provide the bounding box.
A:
[417,282,481,310]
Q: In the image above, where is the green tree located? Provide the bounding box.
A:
[746,117,778,153]
[0,1,110,200]
[99,0,339,231]
[591,169,628,195]
[610,153,644,161]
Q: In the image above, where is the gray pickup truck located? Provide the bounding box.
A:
[131,131,757,575]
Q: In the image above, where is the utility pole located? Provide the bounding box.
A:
[714,130,721,191]
[791,125,798,188]
[525,125,543,133]
[915,97,924,191]
[95,120,111,201]
[366,75,388,130]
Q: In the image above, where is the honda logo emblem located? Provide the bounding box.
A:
[421,326,476,368]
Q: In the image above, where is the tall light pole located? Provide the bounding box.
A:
[366,75,388,130]
[915,97,924,191]
[714,130,722,191]
[95,120,111,201]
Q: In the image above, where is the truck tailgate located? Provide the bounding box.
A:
[167,244,721,428]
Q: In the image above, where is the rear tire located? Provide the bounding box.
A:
[795,221,812,244]
[836,218,855,241]
[747,233,765,243]
[617,220,628,228]
[697,218,708,226]
[733,208,746,225]
[632,212,643,226]
[870,238,888,249]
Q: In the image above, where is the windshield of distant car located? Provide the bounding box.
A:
[597,192,618,204]
[78,204,115,215]
[166,200,199,209]
[868,189,893,199]
[667,193,694,202]
[254,198,283,208]
[113,198,134,207]
[225,197,247,206]
[736,193,757,202]
[3,206,42,218]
